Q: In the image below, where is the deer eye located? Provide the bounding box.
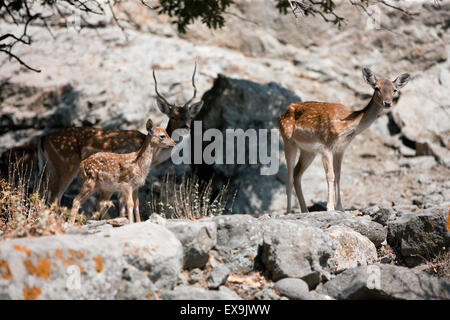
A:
[159,134,165,139]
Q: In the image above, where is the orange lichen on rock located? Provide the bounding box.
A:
[93,256,103,273]
[0,259,12,280]
[55,249,71,266]
[23,286,42,300]
[13,245,32,257]
[69,249,85,260]
[23,253,51,280]
[54,249,85,266]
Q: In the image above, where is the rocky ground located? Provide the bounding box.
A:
[0,0,449,299]
[0,206,449,300]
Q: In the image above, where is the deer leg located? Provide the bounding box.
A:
[48,166,79,206]
[133,189,141,222]
[321,149,335,211]
[293,150,316,213]
[333,152,344,212]
[72,180,96,221]
[96,190,113,219]
[284,142,299,214]
[123,187,134,224]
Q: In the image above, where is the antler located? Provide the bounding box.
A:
[183,62,197,108]
[153,69,172,106]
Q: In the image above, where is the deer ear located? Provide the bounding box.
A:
[146,119,154,134]
[394,73,410,90]
[362,67,377,88]
[156,97,171,115]
[189,101,204,118]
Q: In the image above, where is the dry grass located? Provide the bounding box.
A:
[426,249,450,281]
[0,156,85,238]
[148,173,237,220]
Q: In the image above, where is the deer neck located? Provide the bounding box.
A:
[350,94,384,135]
[135,135,155,171]
[165,119,178,137]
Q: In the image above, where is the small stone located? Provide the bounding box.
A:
[207,263,230,289]
[189,268,204,284]
[387,211,449,265]
[274,278,310,300]
[147,213,166,226]
[254,288,281,300]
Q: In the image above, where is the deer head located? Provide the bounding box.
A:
[153,63,204,136]
[362,67,410,109]
[146,119,176,148]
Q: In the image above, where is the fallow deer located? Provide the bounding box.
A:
[38,64,203,212]
[279,67,410,213]
[72,119,175,224]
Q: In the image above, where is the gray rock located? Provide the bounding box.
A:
[274,278,334,300]
[392,205,419,215]
[162,285,241,300]
[387,211,449,265]
[398,156,437,170]
[325,226,377,273]
[261,220,336,288]
[254,287,281,300]
[393,198,413,207]
[165,219,217,269]
[177,272,189,286]
[211,215,263,273]
[361,206,394,226]
[189,268,205,284]
[0,222,183,299]
[304,291,335,300]
[116,265,160,300]
[274,278,309,300]
[321,264,450,300]
[207,263,230,289]
[148,213,166,226]
[279,211,387,247]
[330,218,386,248]
[392,69,450,167]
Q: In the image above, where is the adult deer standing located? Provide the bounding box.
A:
[279,68,410,213]
[72,119,175,223]
[38,64,203,211]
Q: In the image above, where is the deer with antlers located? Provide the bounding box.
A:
[38,64,203,215]
[71,119,175,223]
[279,67,410,213]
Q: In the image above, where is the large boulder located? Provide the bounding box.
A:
[210,215,264,273]
[261,220,336,288]
[0,222,183,299]
[391,66,450,167]
[279,211,387,247]
[387,210,450,265]
[325,226,377,273]
[320,264,450,300]
[194,75,301,213]
[165,219,217,269]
